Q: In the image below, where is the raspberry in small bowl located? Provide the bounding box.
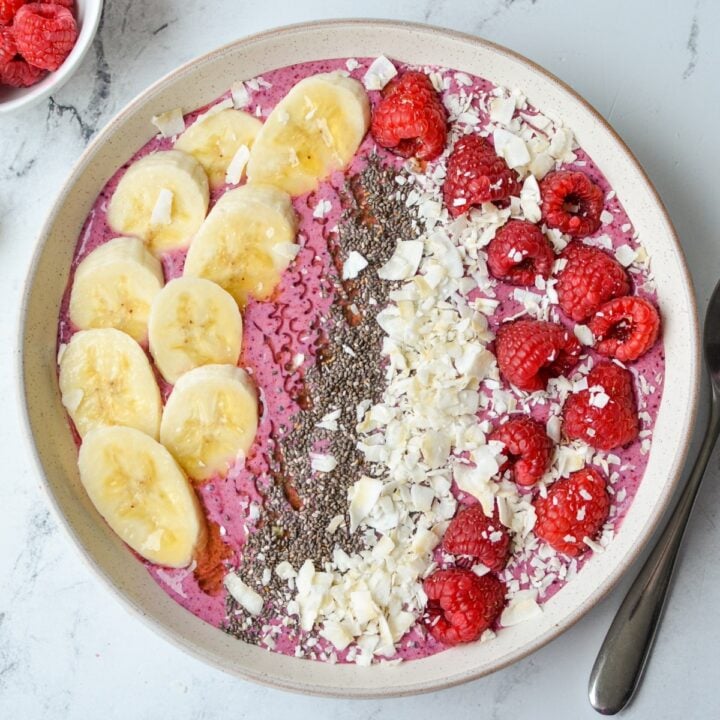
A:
[0,0,103,114]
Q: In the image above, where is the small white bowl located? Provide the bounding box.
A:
[0,0,103,114]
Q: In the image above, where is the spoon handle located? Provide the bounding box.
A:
[588,392,720,715]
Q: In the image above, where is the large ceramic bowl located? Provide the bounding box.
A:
[19,19,699,697]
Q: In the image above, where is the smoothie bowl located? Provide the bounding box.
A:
[20,20,699,696]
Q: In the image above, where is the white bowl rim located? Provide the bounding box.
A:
[0,0,104,115]
[18,18,701,698]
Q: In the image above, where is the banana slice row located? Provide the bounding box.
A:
[60,333,259,566]
[79,426,205,568]
[64,71,372,569]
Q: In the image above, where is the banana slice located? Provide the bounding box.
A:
[246,72,370,195]
[160,364,258,482]
[78,426,205,568]
[148,277,243,384]
[59,328,162,439]
[69,237,164,343]
[107,150,210,256]
[183,183,298,307]
[174,108,262,189]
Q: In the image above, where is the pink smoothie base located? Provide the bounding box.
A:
[57,57,664,664]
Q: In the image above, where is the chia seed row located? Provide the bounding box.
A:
[224,158,418,644]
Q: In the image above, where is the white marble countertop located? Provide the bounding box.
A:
[2,1,719,717]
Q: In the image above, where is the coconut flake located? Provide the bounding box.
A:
[151,108,185,138]
[231,81,251,108]
[343,250,369,279]
[348,477,383,532]
[574,324,594,346]
[520,175,541,222]
[310,453,338,473]
[225,144,251,185]
[150,188,173,226]
[501,589,542,627]
[614,244,637,267]
[363,56,398,91]
[224,573,263,615]
[493,128,531,168]
[489,96,515,126]
[377,240,424,281]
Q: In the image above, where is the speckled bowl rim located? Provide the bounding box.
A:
[18,19,700,698]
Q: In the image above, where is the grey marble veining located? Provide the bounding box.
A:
[1,1,719,718]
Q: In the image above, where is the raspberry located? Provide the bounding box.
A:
[0,23,15,62]
[423,569,505,645]
[370,71,447,161]
[48,0,73,6]
[12,3,77,72]
[490,415,553,486]
[563,362,639,450]
[533,467,610,556]
[589,296,661,362]
[540,170,604,237]
[0,0,24,25]
[487,220,554,286]
[443,135,520,217]
[496,319,581,392]
[556,241,631,322]
[0,54,43,86]
[442,504,510,572]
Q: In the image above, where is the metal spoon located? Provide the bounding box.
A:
[588,279,720,715]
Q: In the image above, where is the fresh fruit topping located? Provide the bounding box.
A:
[533,467,610,556]
[490,415,553,486]
[149,277,243,384]
[159,364,259,482]
[423,568,505,645]
[58,328,162,439]
[589,296,661,362]
[495,319,581,392]
[183,183,298,307]
[0,0,24,26]
[442,504,510,572]
[0,56,43,88]
[0,22,40,88]
[540,170,604,237]
[78,426,206,568]
[0,24,16,61]
[12,3,77,71]
[443,134,520,217]
[487,220,554,286]
[563,362,639,450]
[69,237,164,343]
[174,108,262,189]
[370,70,447,161]
[48,0,74,7]
[246,72,370,195]
[556,241,631,322]
[107,150,209,256]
